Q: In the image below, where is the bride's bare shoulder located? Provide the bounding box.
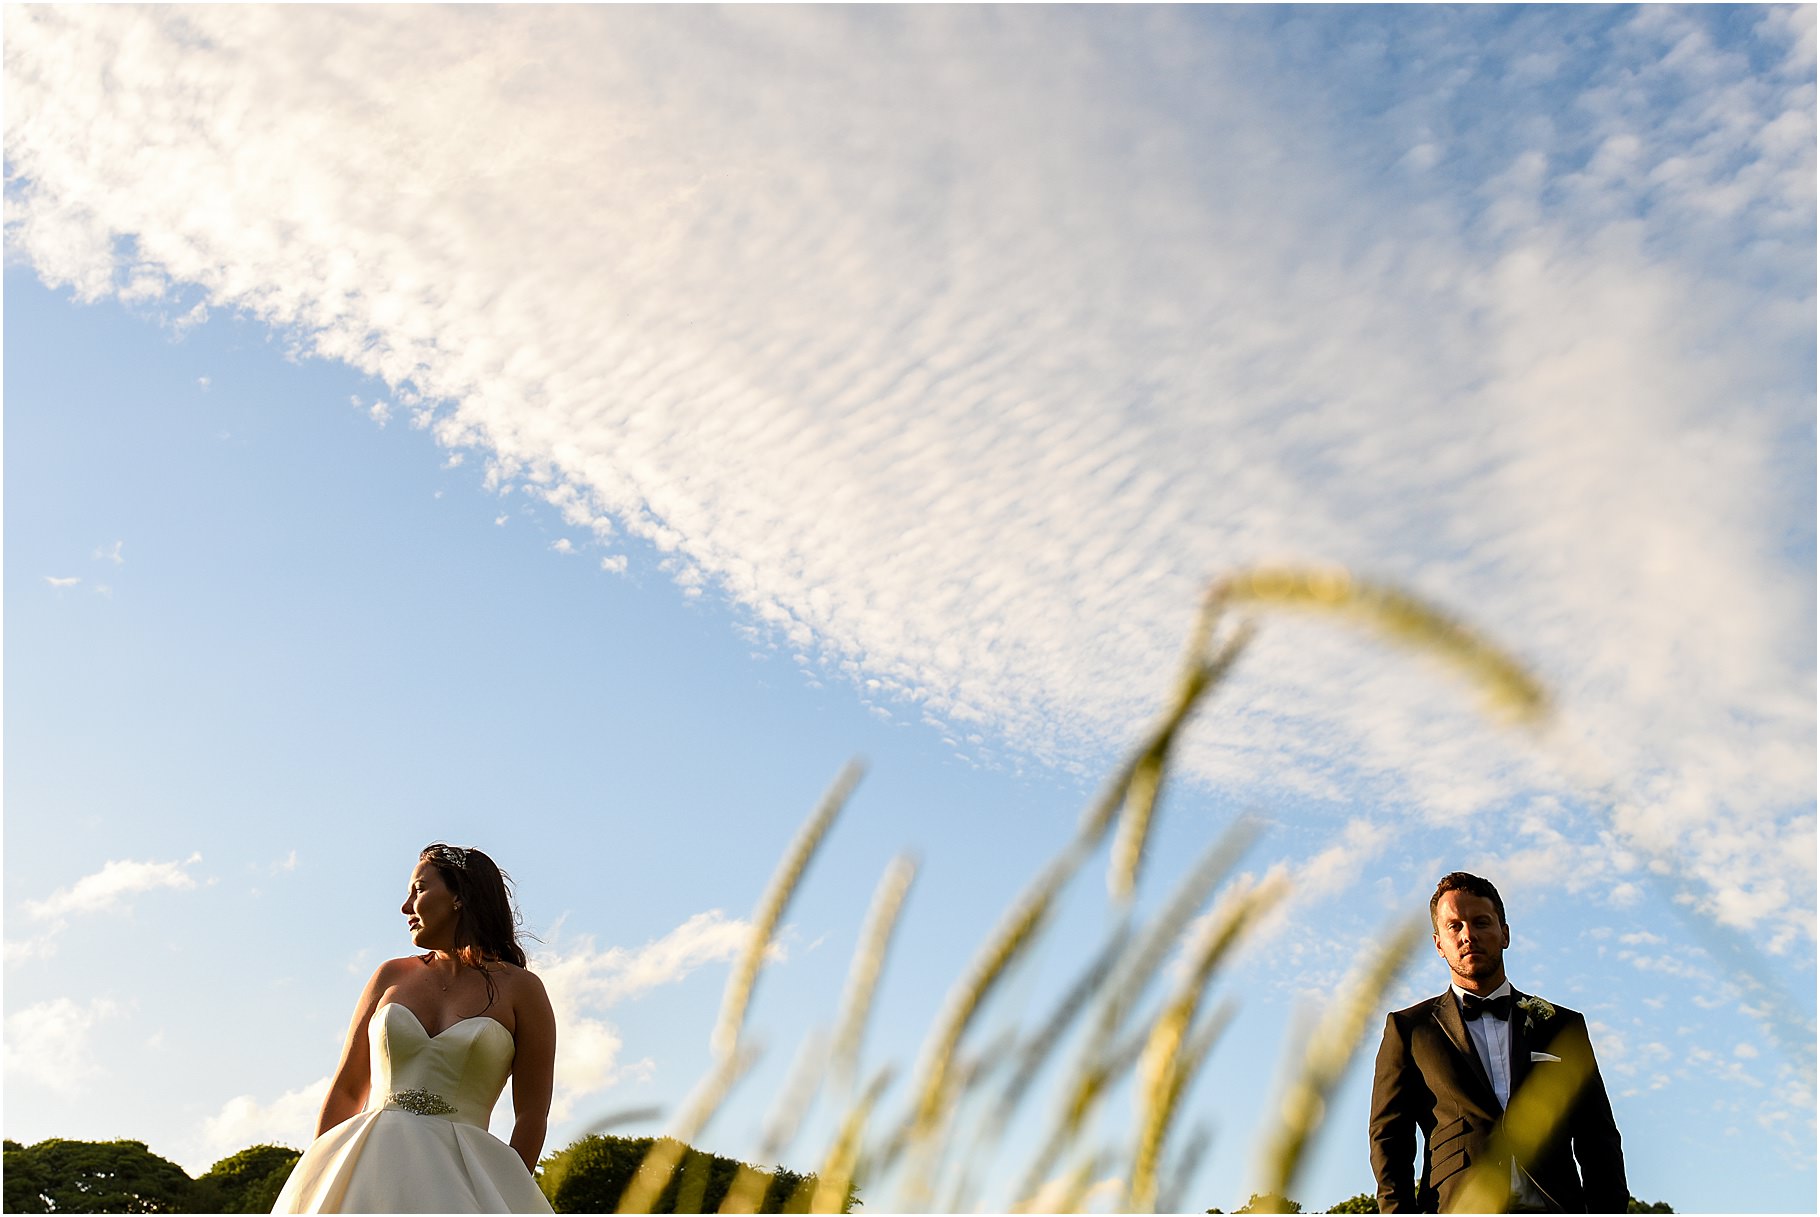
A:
[368,955,431,983]
[489,960,549,1000]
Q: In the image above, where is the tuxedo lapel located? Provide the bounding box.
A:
[1509,988,1532,1097]
[1431,992,1501,1110]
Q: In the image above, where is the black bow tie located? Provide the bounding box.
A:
[1460,993,1512,1021]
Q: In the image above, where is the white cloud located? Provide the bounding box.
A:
[4,935,60,965]
[539,909,773,1010]
[1297,818,1393,895]
[351,393,391,427]
[533,910,771,1118]
[43,575,80,589]
[26,854,204,921]
[531,905,775,1113]
[4,997,122,1092]
[94,540,124,564]
[4,7,1810,941]
[197,1076,330,1163]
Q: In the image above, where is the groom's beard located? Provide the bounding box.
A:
[1450,952,1498,982]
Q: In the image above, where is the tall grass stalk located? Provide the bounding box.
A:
[804,1067,892,1213]
[715,1165,765,1216]
[581,1105,667,1136]
[1257,916,1427,1203]
[897,850,1069,1187]
[1453,1046,1596,1214]
[1207,567,1548,724]
[1012,825,1256,1202]
[1128,879,1285,1211]
[719,1032,831,1214]
[1015,1154,1110,1214]
[602,566,1562,1213]
[724,858,918,1215]
[616,1045,759,1214]
[713,763,866,1060]
[1157,1121,1213,1215]
[994,920,1135,1124]
[624,764,861,1213]
[1108,625,1254,903]
[755,1030,829,1168]
[829,856,918,1096]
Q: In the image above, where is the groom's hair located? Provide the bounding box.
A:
[1430,871,1507,928]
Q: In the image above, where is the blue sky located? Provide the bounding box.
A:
[4,5,1814,1212]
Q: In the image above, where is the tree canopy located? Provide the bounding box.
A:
[537,1134,856,1214]
[3,1138,200,1213]
[2,1133,855,1214]
[196,1144,303,1213]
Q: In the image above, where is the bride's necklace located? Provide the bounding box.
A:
[424,951,457,991]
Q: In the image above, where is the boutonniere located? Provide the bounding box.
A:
[1516,994,1557,1037]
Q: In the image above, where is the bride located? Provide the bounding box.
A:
[273,844,557,1213]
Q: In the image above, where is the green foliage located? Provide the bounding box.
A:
[196,1143,302,1212]
[1628,1197,1674,1214]
[537,1134,855,1214]
[1235,1193,1303,1213]
[1324,1193,1378,1213]
[2,1138,199,1213]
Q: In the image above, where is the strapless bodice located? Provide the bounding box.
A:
[366,1003,515,1129]
[271,1002,549,1212]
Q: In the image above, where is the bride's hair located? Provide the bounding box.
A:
[419,844,528,979]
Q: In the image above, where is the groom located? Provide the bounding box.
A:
[1369,873,1627,1213]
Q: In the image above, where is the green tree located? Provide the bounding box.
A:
[1627,1196,1674,1214]
[1235,1193,1303,1213]
[3,1138,199,1213]
[195,1144,302,1213]
[1324,1193,1378,1213]
[537,1134,855,1214]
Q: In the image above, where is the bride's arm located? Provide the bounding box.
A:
[509,972,557,1175]
[314,963,393,1137]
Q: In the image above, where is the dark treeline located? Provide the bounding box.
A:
[3,1137,1671,1214]
[3,1134,855,1214]
[1206,1190,1673,1213]
[3,1140,297,1213]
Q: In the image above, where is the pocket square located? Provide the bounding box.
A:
[1530,1051,1562,1062]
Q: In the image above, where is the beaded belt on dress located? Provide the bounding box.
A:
[383,1088,457,1117]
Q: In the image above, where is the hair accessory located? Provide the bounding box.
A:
[428,844,471,869]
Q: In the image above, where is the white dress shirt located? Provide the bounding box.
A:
[1451,980,1547,1210]
[1452,979,1515,1106]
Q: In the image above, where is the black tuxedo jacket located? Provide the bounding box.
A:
[1369,990,1627,1213]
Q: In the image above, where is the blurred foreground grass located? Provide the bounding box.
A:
[608,566,1554,1213]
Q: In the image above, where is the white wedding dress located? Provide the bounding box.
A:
[272,1003,554,1213]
